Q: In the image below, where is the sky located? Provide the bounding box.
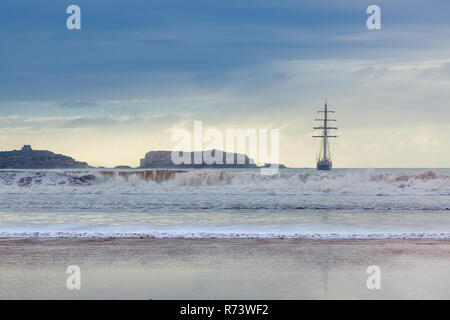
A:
[0,0,449,167]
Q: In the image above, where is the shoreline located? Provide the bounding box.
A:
[2,231,450,240]
[1,238,449,299]
[2,237,450,246]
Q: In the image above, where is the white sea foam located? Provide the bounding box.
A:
[0,168,448,196]
[0,168,449,239]
[1,231,450,240]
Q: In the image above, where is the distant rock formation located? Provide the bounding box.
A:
[0,145,89,169]
[114,165,133,169]
[262,163,286,169]
[139,149,258,169]
[100,169,184,182]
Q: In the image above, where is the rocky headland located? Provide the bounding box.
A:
[0,145,89,169]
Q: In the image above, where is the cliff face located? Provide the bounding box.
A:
[140,149,258,168]
[0,145,89,169]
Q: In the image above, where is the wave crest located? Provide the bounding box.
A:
[0,169,448,195]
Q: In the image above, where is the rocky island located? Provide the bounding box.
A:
[139,149,286,169]
[0,145,89,169]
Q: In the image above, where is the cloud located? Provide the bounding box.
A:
[62,116,117,128]
[1,1,450,167]
[1,0,450,102]
[59,101,97,109]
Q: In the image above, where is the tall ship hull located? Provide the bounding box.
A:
[313,101,337,171]
[316,160,332,170]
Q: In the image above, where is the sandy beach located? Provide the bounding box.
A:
[1,238,449,299]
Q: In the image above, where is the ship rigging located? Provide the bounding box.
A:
[313,101,337,170]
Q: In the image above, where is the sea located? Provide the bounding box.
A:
[0,168,449,239]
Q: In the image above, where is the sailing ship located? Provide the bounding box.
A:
[313,101,337,170]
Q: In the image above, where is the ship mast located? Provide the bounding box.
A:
[313,100,337,168]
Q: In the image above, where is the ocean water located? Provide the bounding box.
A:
[0,168,449,239]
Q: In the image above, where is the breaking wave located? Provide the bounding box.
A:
[2,231,450,240]
[0,169,448,196]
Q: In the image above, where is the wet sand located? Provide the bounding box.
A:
[0,238,449,299]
